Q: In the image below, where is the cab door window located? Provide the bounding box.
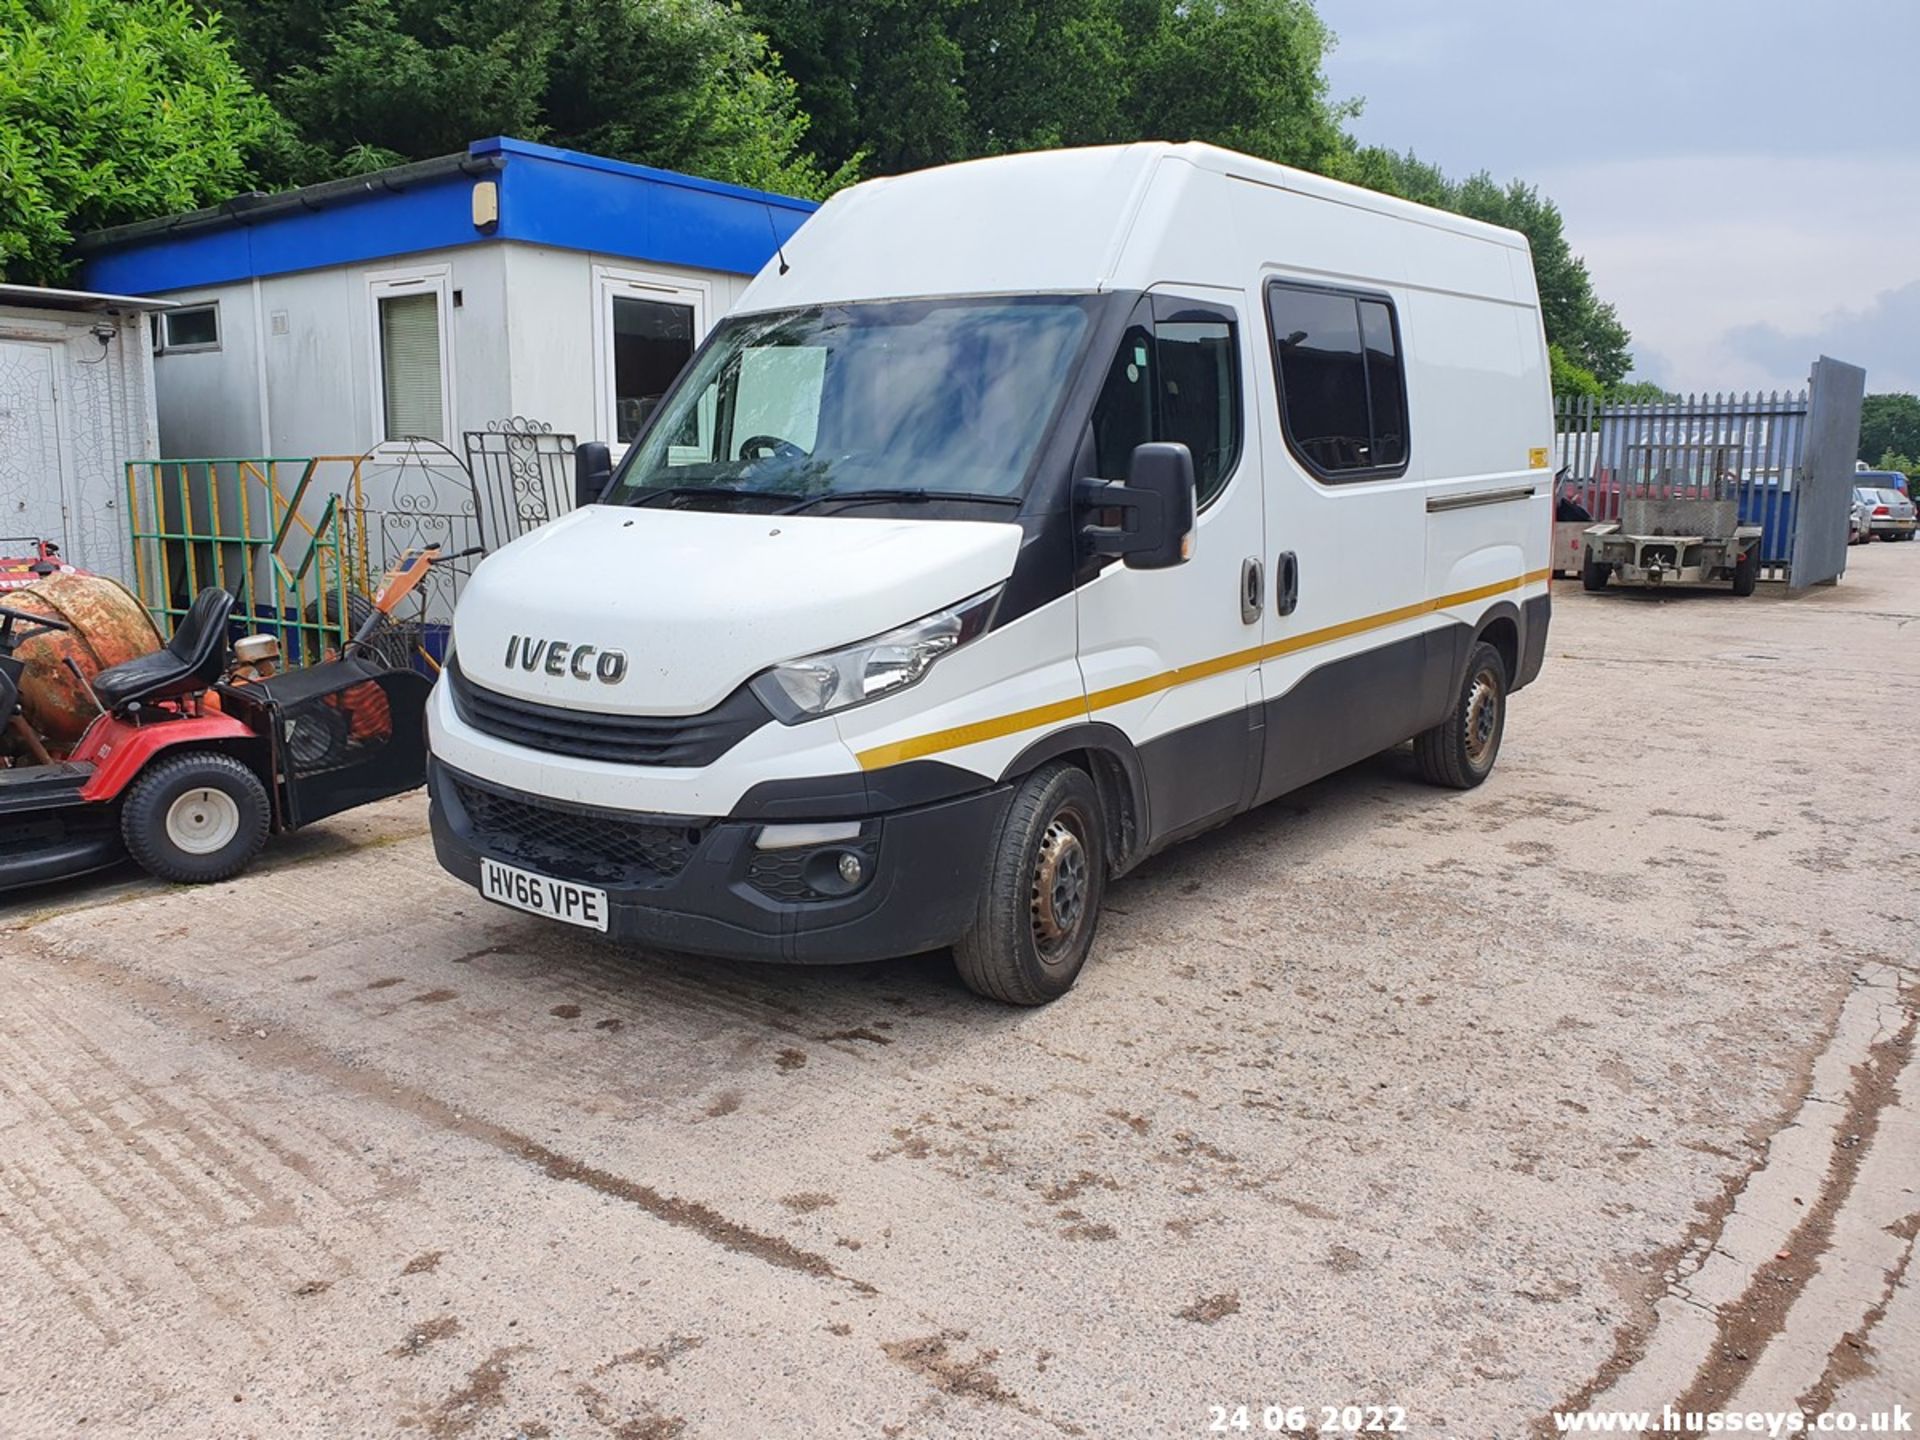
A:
[1089,303,1242,508]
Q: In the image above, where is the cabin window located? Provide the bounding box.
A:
[609,295,697,443]
[1090,306,1242,508]
[594,267,709,454]
[160,303,220,353]
[1265,281,1409,481]
[369,268,453,446]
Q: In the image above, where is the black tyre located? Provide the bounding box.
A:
[121,751,271,884]
[1730,550,1758,596]
[1413,641,1508,790]
[1581,553,1610,592]
[954,762,1107,1005]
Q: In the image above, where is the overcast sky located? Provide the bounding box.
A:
[1316,0,1920,397]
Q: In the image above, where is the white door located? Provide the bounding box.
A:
[1073,291,1268,847]
[593,268,710,455]
[1252,278,1433,802]
[0,341,74,557]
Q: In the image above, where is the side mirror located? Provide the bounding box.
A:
[575,441,613,510]
[1076,441,1197,570]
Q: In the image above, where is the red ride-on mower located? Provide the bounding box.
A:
[0,547,470,894]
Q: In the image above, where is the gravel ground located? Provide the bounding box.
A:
[2,543,1915,1440]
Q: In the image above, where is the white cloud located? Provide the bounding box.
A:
[1313,1,1920,396]
[1532,154,1920,394]
[1723,281,1920,397]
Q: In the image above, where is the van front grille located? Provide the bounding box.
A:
[452,777,700,885]
[446,660,770,767]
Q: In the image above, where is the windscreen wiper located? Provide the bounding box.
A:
[775,489,1022,515]
[628,485,779,509]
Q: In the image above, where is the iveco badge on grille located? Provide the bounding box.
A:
[503,635,629,684]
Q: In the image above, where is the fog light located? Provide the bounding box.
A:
[836,851,863,885]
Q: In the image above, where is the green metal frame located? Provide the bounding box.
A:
[124,457,354,666]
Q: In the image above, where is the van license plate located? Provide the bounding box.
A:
[478,858,609,932]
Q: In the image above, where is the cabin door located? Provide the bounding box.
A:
[1073,290,1268,849]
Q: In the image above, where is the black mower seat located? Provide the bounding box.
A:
[93,587,235,713]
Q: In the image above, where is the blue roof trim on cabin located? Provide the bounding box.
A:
[79,138,817,295]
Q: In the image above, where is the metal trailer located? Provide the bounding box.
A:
[1581,491,1764,596]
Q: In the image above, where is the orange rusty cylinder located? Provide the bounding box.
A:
[8,572,163,750]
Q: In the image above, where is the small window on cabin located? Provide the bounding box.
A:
[610,294,697,443]
[162,303,219,352]
[1266,282,1410,481]
[377,291,446,443]
[1089,310,1242,507]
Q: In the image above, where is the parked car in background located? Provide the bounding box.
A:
[1851,488,1877,544]
[1858,486,1917,541]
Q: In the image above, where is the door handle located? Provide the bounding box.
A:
[1275,551,1299,617]
[1240,557,1264,624]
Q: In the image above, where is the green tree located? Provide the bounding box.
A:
[0,0,279,284]
[1549,344,1603,402]
[1874,451,1918,485]
[213,0,852,197]
[1859,393,1920,466]
[742,0,1351,177]
[1607,380,1679,404]
[741,6,1630,380]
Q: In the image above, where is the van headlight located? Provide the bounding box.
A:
[751,586,1002,721]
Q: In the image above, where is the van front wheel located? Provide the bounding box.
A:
[1413,642,1508,791]
[955,763,1107,1005]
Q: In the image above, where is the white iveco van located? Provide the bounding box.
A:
[428,142,1553,1004]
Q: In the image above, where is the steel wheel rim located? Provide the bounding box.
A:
[1464,667,1502,769]
[1030,811,1091,962]
[164,787,241,855]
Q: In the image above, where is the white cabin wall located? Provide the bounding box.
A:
[500,242,750,448]
[151,280,262,459]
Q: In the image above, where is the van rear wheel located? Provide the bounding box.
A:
[1413,642,1507,791]
[954,762,1106,1005]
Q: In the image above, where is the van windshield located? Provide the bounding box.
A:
[607,296,1095,507]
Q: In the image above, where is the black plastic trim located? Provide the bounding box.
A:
[445,657,771,767]
[1515,592,1551,690]
[430,758,1008,964]
[1140,704,1264,851]
[999,721,1153,872]
[1252,625,1462,808]
[729,760,987,820]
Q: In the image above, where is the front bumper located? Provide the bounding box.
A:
[428,759,1008,964]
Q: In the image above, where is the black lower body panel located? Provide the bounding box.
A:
[428,759,1007,965]
[1252,626,1460,809]
[1515,592,1551,690]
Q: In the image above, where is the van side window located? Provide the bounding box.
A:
[1266,282,1410,480]
[1090,312,1242,507]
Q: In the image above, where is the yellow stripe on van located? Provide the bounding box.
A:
[854,568,1553,770]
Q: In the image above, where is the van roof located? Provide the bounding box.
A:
[739,142,1533,313]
